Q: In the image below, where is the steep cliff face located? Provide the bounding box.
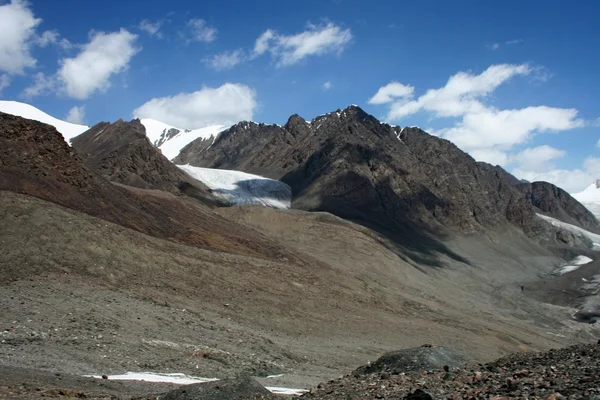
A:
[0,112,292,258]
[71,119,219,205]
[176,106,545,237]
[516,181,600,234]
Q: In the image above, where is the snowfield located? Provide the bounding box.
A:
[141,118,227,160]
[555,255,594,275]
[572,180,600,220]
[84,372,308,396]
[536,213,600,249]
[0,100,89,142]
[178,164,291,209]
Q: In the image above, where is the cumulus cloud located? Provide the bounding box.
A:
[253,22,352,67]
[21,71,55,98]
[139,19,164,38]
[36,29,71,49]
[510,145,566,173]
[132,83,257,128]
[65,105,85,124]
[0,0,41,74]
[203,49,245,70]
[368,81,414,104]
[0,73,10,93]
[322,81,332,90]
[58,29,139,99]
[386,64,531,120]
[371,64,585,169]
[513,157,600,193]
[186,18,217,43]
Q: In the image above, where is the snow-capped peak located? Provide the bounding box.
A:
[0,100,89,143]
[573,179,600,202]
[140,118,228,161]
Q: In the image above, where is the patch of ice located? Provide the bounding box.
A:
[84,372,218,385]
[266,387,309,396]
[558,265,582,275]
[571,255,593,265]
[536,214,600,249]
[178,164,291,209]
[84,373,308,396]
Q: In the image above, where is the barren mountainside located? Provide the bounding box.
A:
[176,105,600,243]
[71,119,220,205]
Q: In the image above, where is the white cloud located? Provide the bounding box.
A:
[58,29,139,99]
[510,145,566,173]
[0,73,9,93]
[368,81,414,104]
[186,19,217,43]
[372,64,584,168]
[439,106,583,153]
[487,39,523,50]
[253,22,352,67]
[513,157,600,193]
[322,81,332,90]
[139,19,164,38]
[0,0,41,74]
[203,49,245,70]
[65,105,85,124]
[132,83,257,128]
[386,64,531,120]
[21,71,55,98]
[596,138,600,148]
[253,29,275,56]
[36,29,71,49]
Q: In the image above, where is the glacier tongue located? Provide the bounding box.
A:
[178,164,291,209]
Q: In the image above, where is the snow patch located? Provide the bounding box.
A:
[141,118,226,160]
[84,372,218,385]
[266,387,309,396]
[178,165,291,209]
[537,214,600,249]
[555,255,593,275]
[0,100,89,143]
[84,372,307,396]
[573,180,600,202]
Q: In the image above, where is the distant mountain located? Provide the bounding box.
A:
[140,118,227,160]
[70,119,221,206]
[176,105,600,249]
[0,101,89,142]
[516,181,600,234]
[0,111,290,257]
[572,179,600,220]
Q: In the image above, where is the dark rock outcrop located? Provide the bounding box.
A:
[517,181,600,233]
[354,345,465,375]
[71,119,219,205]
[176,106,565,239]
[160,377,276,400]
[0,111,293,259]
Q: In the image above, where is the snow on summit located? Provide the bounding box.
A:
[573,180,600,202]
[0,101,89,142]
[140,119,227,161]
[573,180,600,220]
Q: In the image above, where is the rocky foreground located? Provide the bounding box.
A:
[301,343,600,400]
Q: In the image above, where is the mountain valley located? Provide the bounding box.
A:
[1,102,599,399]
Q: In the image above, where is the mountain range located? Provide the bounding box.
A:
[1,100,599,398]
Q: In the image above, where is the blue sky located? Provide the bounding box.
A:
[0,0,598,192]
